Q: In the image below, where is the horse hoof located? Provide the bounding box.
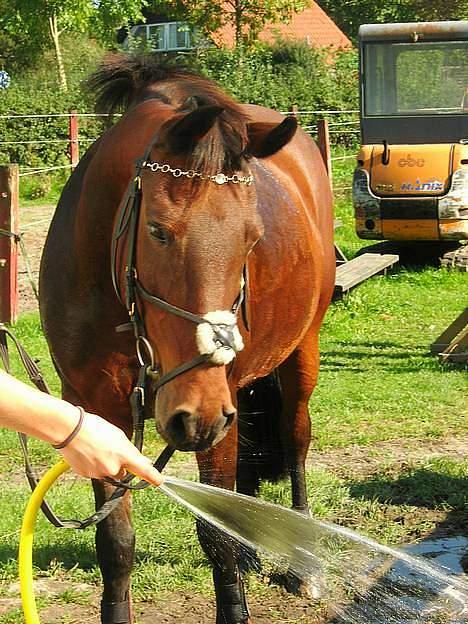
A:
[216,617,251,624]
[214,573,250,624]
[270,570,324,599]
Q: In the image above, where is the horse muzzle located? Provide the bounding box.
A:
[154,364,238,451]
[162,404,236,451]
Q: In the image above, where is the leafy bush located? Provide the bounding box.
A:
[0,37,359,171]
[193,41,359,147]
[0,35,107,169]
[194,40,358,112]
[21,173,52,200]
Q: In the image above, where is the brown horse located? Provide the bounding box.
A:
[39,54,335,624]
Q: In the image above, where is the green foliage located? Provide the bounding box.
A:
[1,40,358,170]
[0,1,37,70]
[191,41,359,150]
[162,0,312,48]
[1,0,146,53]
[0,35,106,169]
[194,41,358,127]
[22,173,52,200]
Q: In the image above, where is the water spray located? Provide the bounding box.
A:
[19,460,468,624]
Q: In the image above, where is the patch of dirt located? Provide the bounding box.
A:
[135,590,327,624]
[5,586,327,624]
[307,436,468,480]
[158,435,468,484]
[17,204,55,314]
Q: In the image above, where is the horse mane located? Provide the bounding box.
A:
[87,53,250,174]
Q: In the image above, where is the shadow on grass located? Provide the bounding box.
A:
[326,467,467,623]
[320,341,435,373]
[0,542,97,573]
[348,468,467,511]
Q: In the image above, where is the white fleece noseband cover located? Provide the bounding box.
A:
[196,311,244,365]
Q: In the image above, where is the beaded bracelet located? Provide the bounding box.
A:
[52,406,85,450]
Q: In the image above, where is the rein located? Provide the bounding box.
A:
[0,323,173,529]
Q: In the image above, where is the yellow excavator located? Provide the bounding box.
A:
[353,21,468,266]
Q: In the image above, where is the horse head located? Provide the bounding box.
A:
[126,102,296,451]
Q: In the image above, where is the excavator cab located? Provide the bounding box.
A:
[354,21,468,244]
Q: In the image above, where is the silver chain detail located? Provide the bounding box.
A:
[144,161,253,186]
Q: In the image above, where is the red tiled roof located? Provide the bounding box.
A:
[214,2,352,49]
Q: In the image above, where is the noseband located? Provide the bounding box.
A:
[111,156,251,412]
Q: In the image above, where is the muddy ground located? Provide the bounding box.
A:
[16,204,55,314]
[2,583,329,624]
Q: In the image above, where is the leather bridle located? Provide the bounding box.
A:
[111,155,248,382]
[7,145,253,528]
[107,153,252,490]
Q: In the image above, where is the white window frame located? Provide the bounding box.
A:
[130,22,193,52]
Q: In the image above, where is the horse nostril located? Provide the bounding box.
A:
[223,409,236,428]
[167,410,197,443]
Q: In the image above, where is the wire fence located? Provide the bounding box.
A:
[0,109,360,179]
[0,108,360,316]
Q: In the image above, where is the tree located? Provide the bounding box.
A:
[1,1,147,90]
[316,0,468,43]
[160,0,312,48]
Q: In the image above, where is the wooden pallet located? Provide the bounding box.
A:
[430,308,468,364]
[334,253,399,297]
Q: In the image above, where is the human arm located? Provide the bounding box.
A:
[0,370,163,485]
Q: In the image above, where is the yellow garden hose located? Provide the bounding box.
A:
[19,459,70,624]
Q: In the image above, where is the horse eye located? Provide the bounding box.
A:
[148,222,171,245]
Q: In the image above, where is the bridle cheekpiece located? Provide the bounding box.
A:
[111,156,251,403]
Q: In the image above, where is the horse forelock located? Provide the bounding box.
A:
[179,78,249,175]
[88,53,249,176]
[150,77,249,176]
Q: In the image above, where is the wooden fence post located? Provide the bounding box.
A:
[317,118,333,191]
[0,165,19,324]
[69,109,79,170]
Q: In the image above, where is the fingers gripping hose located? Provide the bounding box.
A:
[19,460,70,624]
[19,446,174,623]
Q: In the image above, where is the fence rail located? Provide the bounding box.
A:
[1,108,360,181]
[0,113,117,119]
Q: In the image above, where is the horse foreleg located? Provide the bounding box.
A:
[196,421,251,624]
[276,328,323,597]
[93,481,135,624]
[279,328,319,513]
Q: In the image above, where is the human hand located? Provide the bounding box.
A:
[58,411,164,486]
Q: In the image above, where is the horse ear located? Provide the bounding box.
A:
[245,117,297,158]
[163,105,224,153]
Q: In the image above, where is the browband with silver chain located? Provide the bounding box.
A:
[144,160,253,186]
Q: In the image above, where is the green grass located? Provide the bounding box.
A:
[19,171,67,207]
[314,268,467,448]
[1,185,467,620]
